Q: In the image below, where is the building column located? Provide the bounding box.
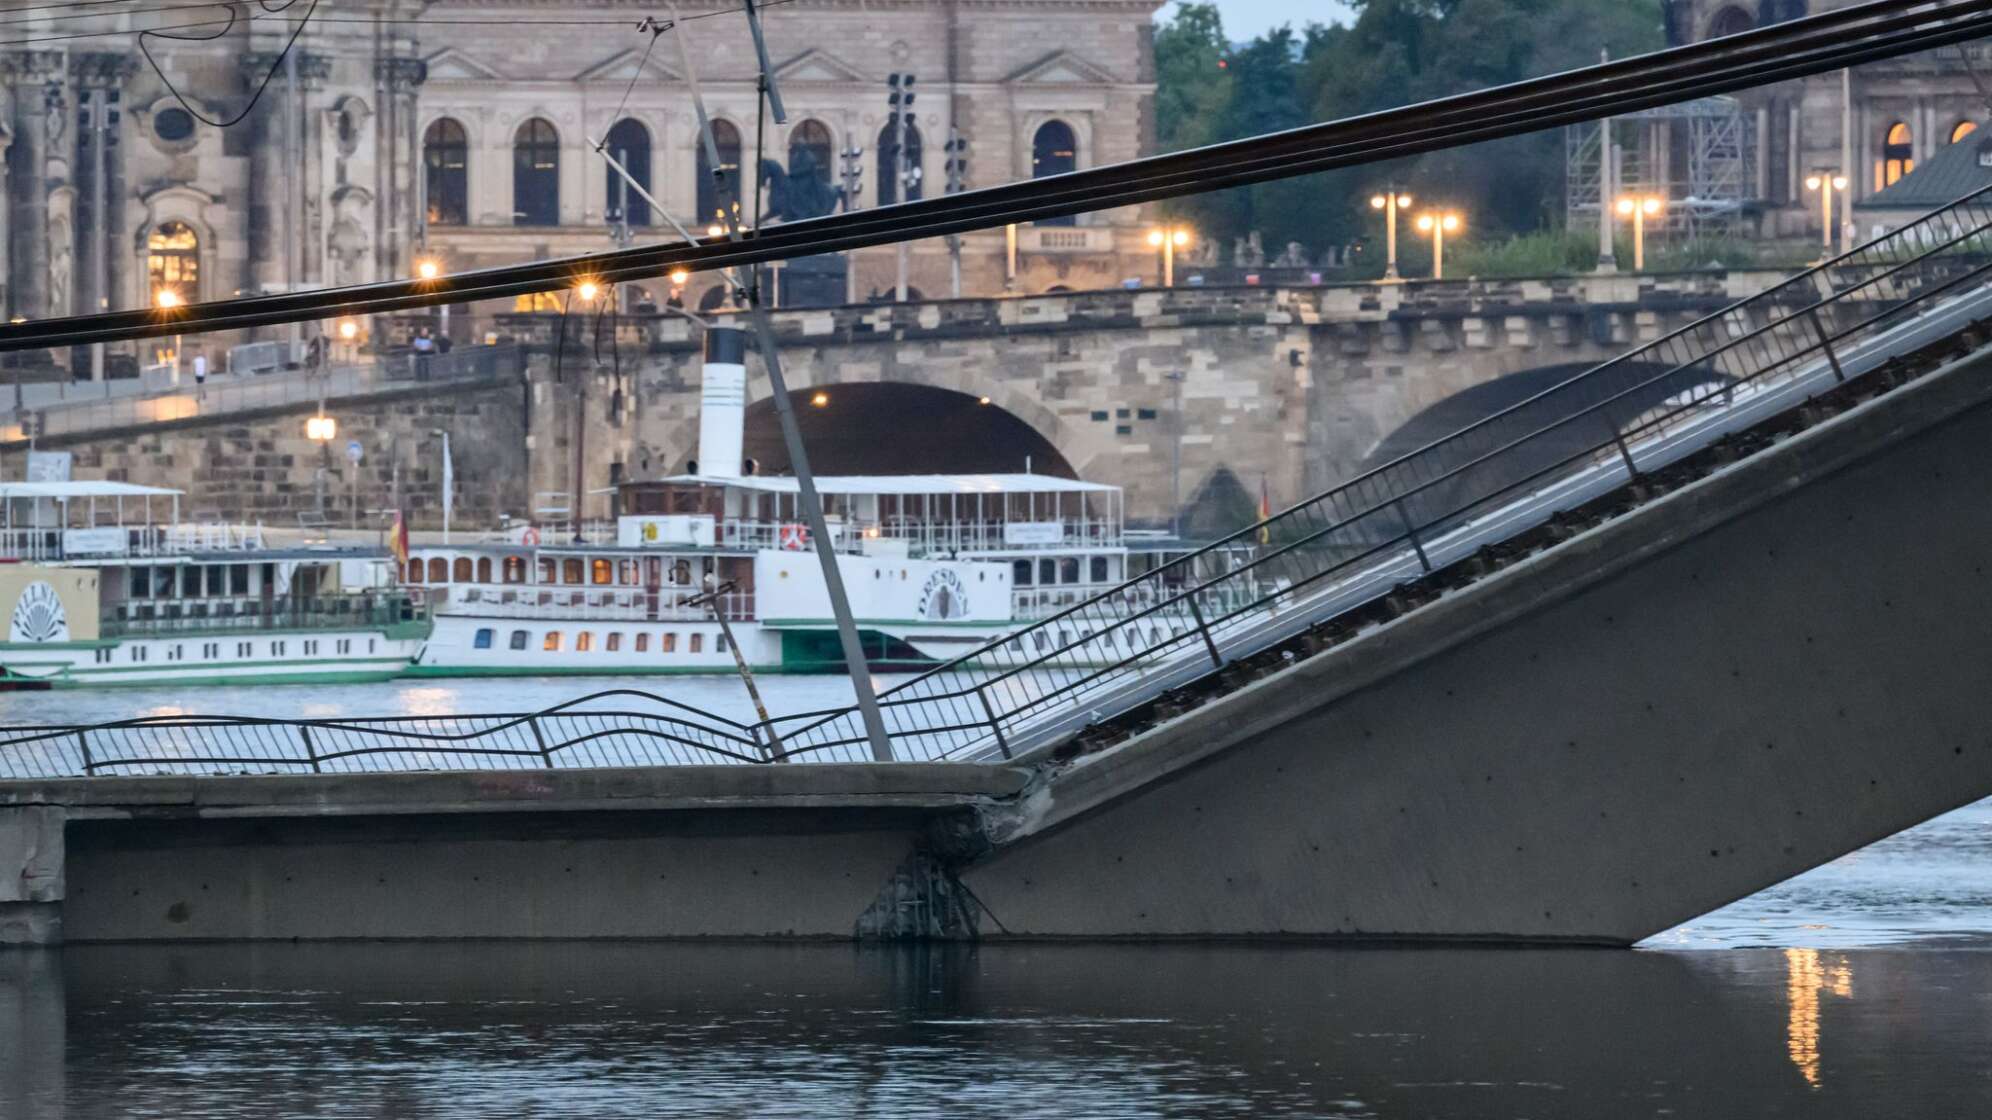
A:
[377,55,425,282]
[0,807,63,947]
[70,53,135,327]
[4,52,65,320]
[242,52,290,296]
[297,52,332,290]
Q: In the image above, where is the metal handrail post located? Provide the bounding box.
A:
[526,715,555,768]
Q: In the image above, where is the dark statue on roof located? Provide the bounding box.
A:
[758,150,843,224]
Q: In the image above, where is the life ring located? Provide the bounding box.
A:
[521,525,542,546]
[778,523,808,551]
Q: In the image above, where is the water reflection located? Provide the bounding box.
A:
[1785,948,1854,1088]
[5,942,1989,1118]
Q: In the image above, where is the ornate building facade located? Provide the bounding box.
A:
[1,0,1161,360]
[1665,0,1992,239]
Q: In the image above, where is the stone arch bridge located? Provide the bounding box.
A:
[14,273,1788,529]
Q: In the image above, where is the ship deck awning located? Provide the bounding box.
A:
[0,482,183,500]
[600,474,1117,496]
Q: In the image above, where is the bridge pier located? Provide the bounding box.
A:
[0,807,63,946]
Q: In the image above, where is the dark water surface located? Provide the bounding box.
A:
[5,941,1991,1119]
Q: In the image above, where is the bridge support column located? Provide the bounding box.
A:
[0,807,63,946]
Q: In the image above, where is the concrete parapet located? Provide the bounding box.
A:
[0,807,64,946]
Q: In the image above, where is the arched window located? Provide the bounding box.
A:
[696,119,742,227]
[1707,5,1754,38]
[476,557,493,582]
[1879,121,1914,189]
[877,121,923,206]
[452,557,473,583]
[513,118,560,226]
[405,560,424,583]
[787,120,833,190]
[427,557,448,582]
[502,556,526,583]
[602,118,652,227]
[146,220,199,301]
[423,119,469,226]
[1952,120,1979,145]
[1032,121,1078,227]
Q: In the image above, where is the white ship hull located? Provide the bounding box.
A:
[0,628,424,688]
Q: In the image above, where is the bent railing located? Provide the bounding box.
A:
[8,188,1992,776]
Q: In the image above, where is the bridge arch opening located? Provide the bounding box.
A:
[740,383,1076,478]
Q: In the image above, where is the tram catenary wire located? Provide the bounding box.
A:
[0,0,1983,351]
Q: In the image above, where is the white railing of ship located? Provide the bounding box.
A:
[880,518,1121,556]
[0,522,268,562]
[1012,580,1260,619]
[444,585,755,622]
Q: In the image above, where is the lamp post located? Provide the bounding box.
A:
[1805,171,1849,261]
[415,258,448,341]
[1165,370,1186,538]
[306,412,337,520]
[1146,226,1191,287]
[1369,190,1413,281]
[1413,211,1462,280]
[337,317,359,364]
[154,289,183,383]
[1614,194,1664,272]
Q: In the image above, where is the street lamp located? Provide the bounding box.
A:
[1146,225,1192,287]
[154,289,183,382]
[415,258,449,340]
[1614,194,1664,271]
[307,412,337,519]
[1805,171,1850,260]
[576,279,600,302]
[1369,190,1414,281]
[1413,211,1462,280]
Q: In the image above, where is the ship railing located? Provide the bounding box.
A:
[715,520,867,553]
[0,521,271,562]
[878,518,1121,555]
[447,585,754,622]
[102,590,428,638]
[1011,580,1258,620]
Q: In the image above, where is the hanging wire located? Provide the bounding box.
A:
[137,0,320,128]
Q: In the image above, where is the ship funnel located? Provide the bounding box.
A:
[698,325,748,478]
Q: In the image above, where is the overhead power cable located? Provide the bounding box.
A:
[2,0,1985,350]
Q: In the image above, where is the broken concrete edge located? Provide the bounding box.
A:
[986,337,1992,849]
[0,761,1034,820]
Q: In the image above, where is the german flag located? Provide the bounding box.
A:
[390,510,410,578]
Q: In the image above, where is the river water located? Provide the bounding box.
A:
[3,677,1991,1116]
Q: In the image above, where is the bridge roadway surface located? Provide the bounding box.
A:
[9,319,1992,945]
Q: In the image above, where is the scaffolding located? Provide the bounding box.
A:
[1566,96,1758,240]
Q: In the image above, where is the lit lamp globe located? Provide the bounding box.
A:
[154,289,181,310]
[338,319,359,341]
[305,415,337,441]
[669,269,690,286]
[577,280,600,301]
[416,259,441,281]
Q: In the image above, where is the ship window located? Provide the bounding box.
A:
[662,633,678,653]
[563,558,584,584]
[716,634,729,654]
[635,633,650,652]
[592,558,613,585]
[1091,557,1109,583]
[606,632,622,652]
[232,566,250,594]
[576,631,594,652]
[689,633,704,653]
[238,641,252,657]
[129,567,149,597]
[272,640,286,656]
[617,559,637,584]
[476,557,493,582]
[473,628,494,649]
[1013,560,1032,586]
[671,560,691,585]
[509,629,529,650]
[1060,558,1080,583]
[504,556,527,583]
[1039,559,1056,584]
[428,557,449,582]
[538,558,557,583]
[453,557,473,582]
[544,631,562,651]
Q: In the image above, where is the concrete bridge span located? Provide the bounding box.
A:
[8,334,1992,946]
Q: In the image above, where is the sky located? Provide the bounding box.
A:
[1159,0,1358,39]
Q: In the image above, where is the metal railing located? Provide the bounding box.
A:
[443,586,753,622]
[9,188,1992,777]
[0,345,519,442]
[0,522,268,563]
[101,592,428,638]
